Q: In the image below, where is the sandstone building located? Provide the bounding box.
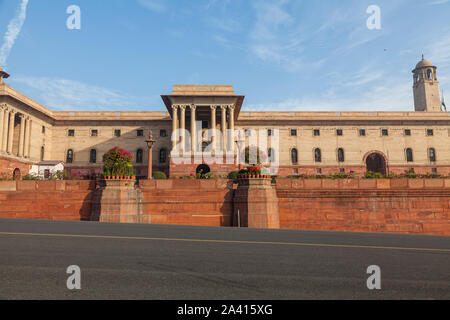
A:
[0,57,449,179]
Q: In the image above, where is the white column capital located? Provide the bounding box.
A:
[228,105,235,110]
[220,105,228,110]
[190,104,197,111]
[171,104,179,110]
[179,105,187,110]
[210,105,217,110]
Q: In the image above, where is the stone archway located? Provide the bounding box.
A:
[365,152,387,176]
[196,164,211,175]
[13,168,21,180]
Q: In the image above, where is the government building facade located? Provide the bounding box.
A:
[0,57,449,179]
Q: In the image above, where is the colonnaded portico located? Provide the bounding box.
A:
[162,85,246,175]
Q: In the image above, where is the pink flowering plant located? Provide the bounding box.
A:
[103,147,134,177]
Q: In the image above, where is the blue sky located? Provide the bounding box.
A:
[0,0,449,111]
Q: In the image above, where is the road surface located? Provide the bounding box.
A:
[0,218,449,299]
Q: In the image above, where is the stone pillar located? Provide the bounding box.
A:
[233,178,280,229]
[180,105,186,153]
[210,105,217,151]
[221,105,227,153]
[25,118,32,158]
[18,115,25,157]
[7,109,15,154]
[171,105,178,150]
[0,105,4,152]
[228,105,235,153]
[190,104,196,153]
[1,107,9,152]
[23,117,30,158]
[91,180,142,224]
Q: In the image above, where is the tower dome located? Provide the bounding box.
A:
[415,55,434,69]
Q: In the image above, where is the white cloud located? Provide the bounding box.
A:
[11,76,154,110]
[0,0,30,66]
[136,0,167,13]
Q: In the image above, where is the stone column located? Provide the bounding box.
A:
[210,105,217,151]
[7,109,15,154]
[26,118,32,158]
[221,105,227,153]
[0,106,4,152]
[180,105,186,153]
[171,105,178,150]
[23,117,30,158]
[190,104,196,153]
[1,107,8,152]
[228,105,235,153]
[18,115,25,157]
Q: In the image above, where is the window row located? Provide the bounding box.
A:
[65,149,168,164]
[279,148,438,164]
[66,129,168,137]
[245,128,440,137]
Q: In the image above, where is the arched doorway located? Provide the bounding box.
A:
[13,168,21,180]
[196,164,210,175]
[365,152,387,176]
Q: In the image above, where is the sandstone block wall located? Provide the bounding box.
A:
[0,180,95,220]
[276,178,450,236]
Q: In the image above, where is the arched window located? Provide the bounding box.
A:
[291,148,298,164]
[268,148,275,163]
[136,149,143,164]
[314,148,322,163]
[428,148,436,162]
[337,148,345,162]
[406,148,413,162]
[159,149,167,163]
[40,146,45,161]
[66,149,73,163]
[90,149,97,163]
[427,69,433,80]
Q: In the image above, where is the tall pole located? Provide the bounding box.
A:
[147,131,155,180]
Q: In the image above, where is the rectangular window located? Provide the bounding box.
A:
[340,168,345,173]
[160,129,167,137]
[432,168,437,173]
[317,168,322,174]
[404,129,411,136]
[245,129,251,137]
[68,129,75,137]
[290,129,297,136]
[91,129,98,137]
[427,129,434,136]
[42,126,46,134]
[336,129,343,136]
[137,129,144,137]
[268,129,274,136]
[382,129,389,136]
[313,129,320,136]
[202,121,209,129]
[359,129,366,136]
[114,130,121,137]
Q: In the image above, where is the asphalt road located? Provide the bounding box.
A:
[0,218,449,300]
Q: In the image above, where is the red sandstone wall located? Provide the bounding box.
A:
[140,179,234,226]
[0,156,31,178]
[276,178,450,236]
[0,180,95,221]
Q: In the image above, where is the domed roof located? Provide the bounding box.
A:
[415,55,434,69]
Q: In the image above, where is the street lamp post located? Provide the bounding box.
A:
[235,131,245,171]
[146,130,156,179]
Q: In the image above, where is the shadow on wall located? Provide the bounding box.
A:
[89,187,102,222]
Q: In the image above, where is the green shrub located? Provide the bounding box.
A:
[152,171,167,180]
[364,171,384,179]
[228,171,239,183]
